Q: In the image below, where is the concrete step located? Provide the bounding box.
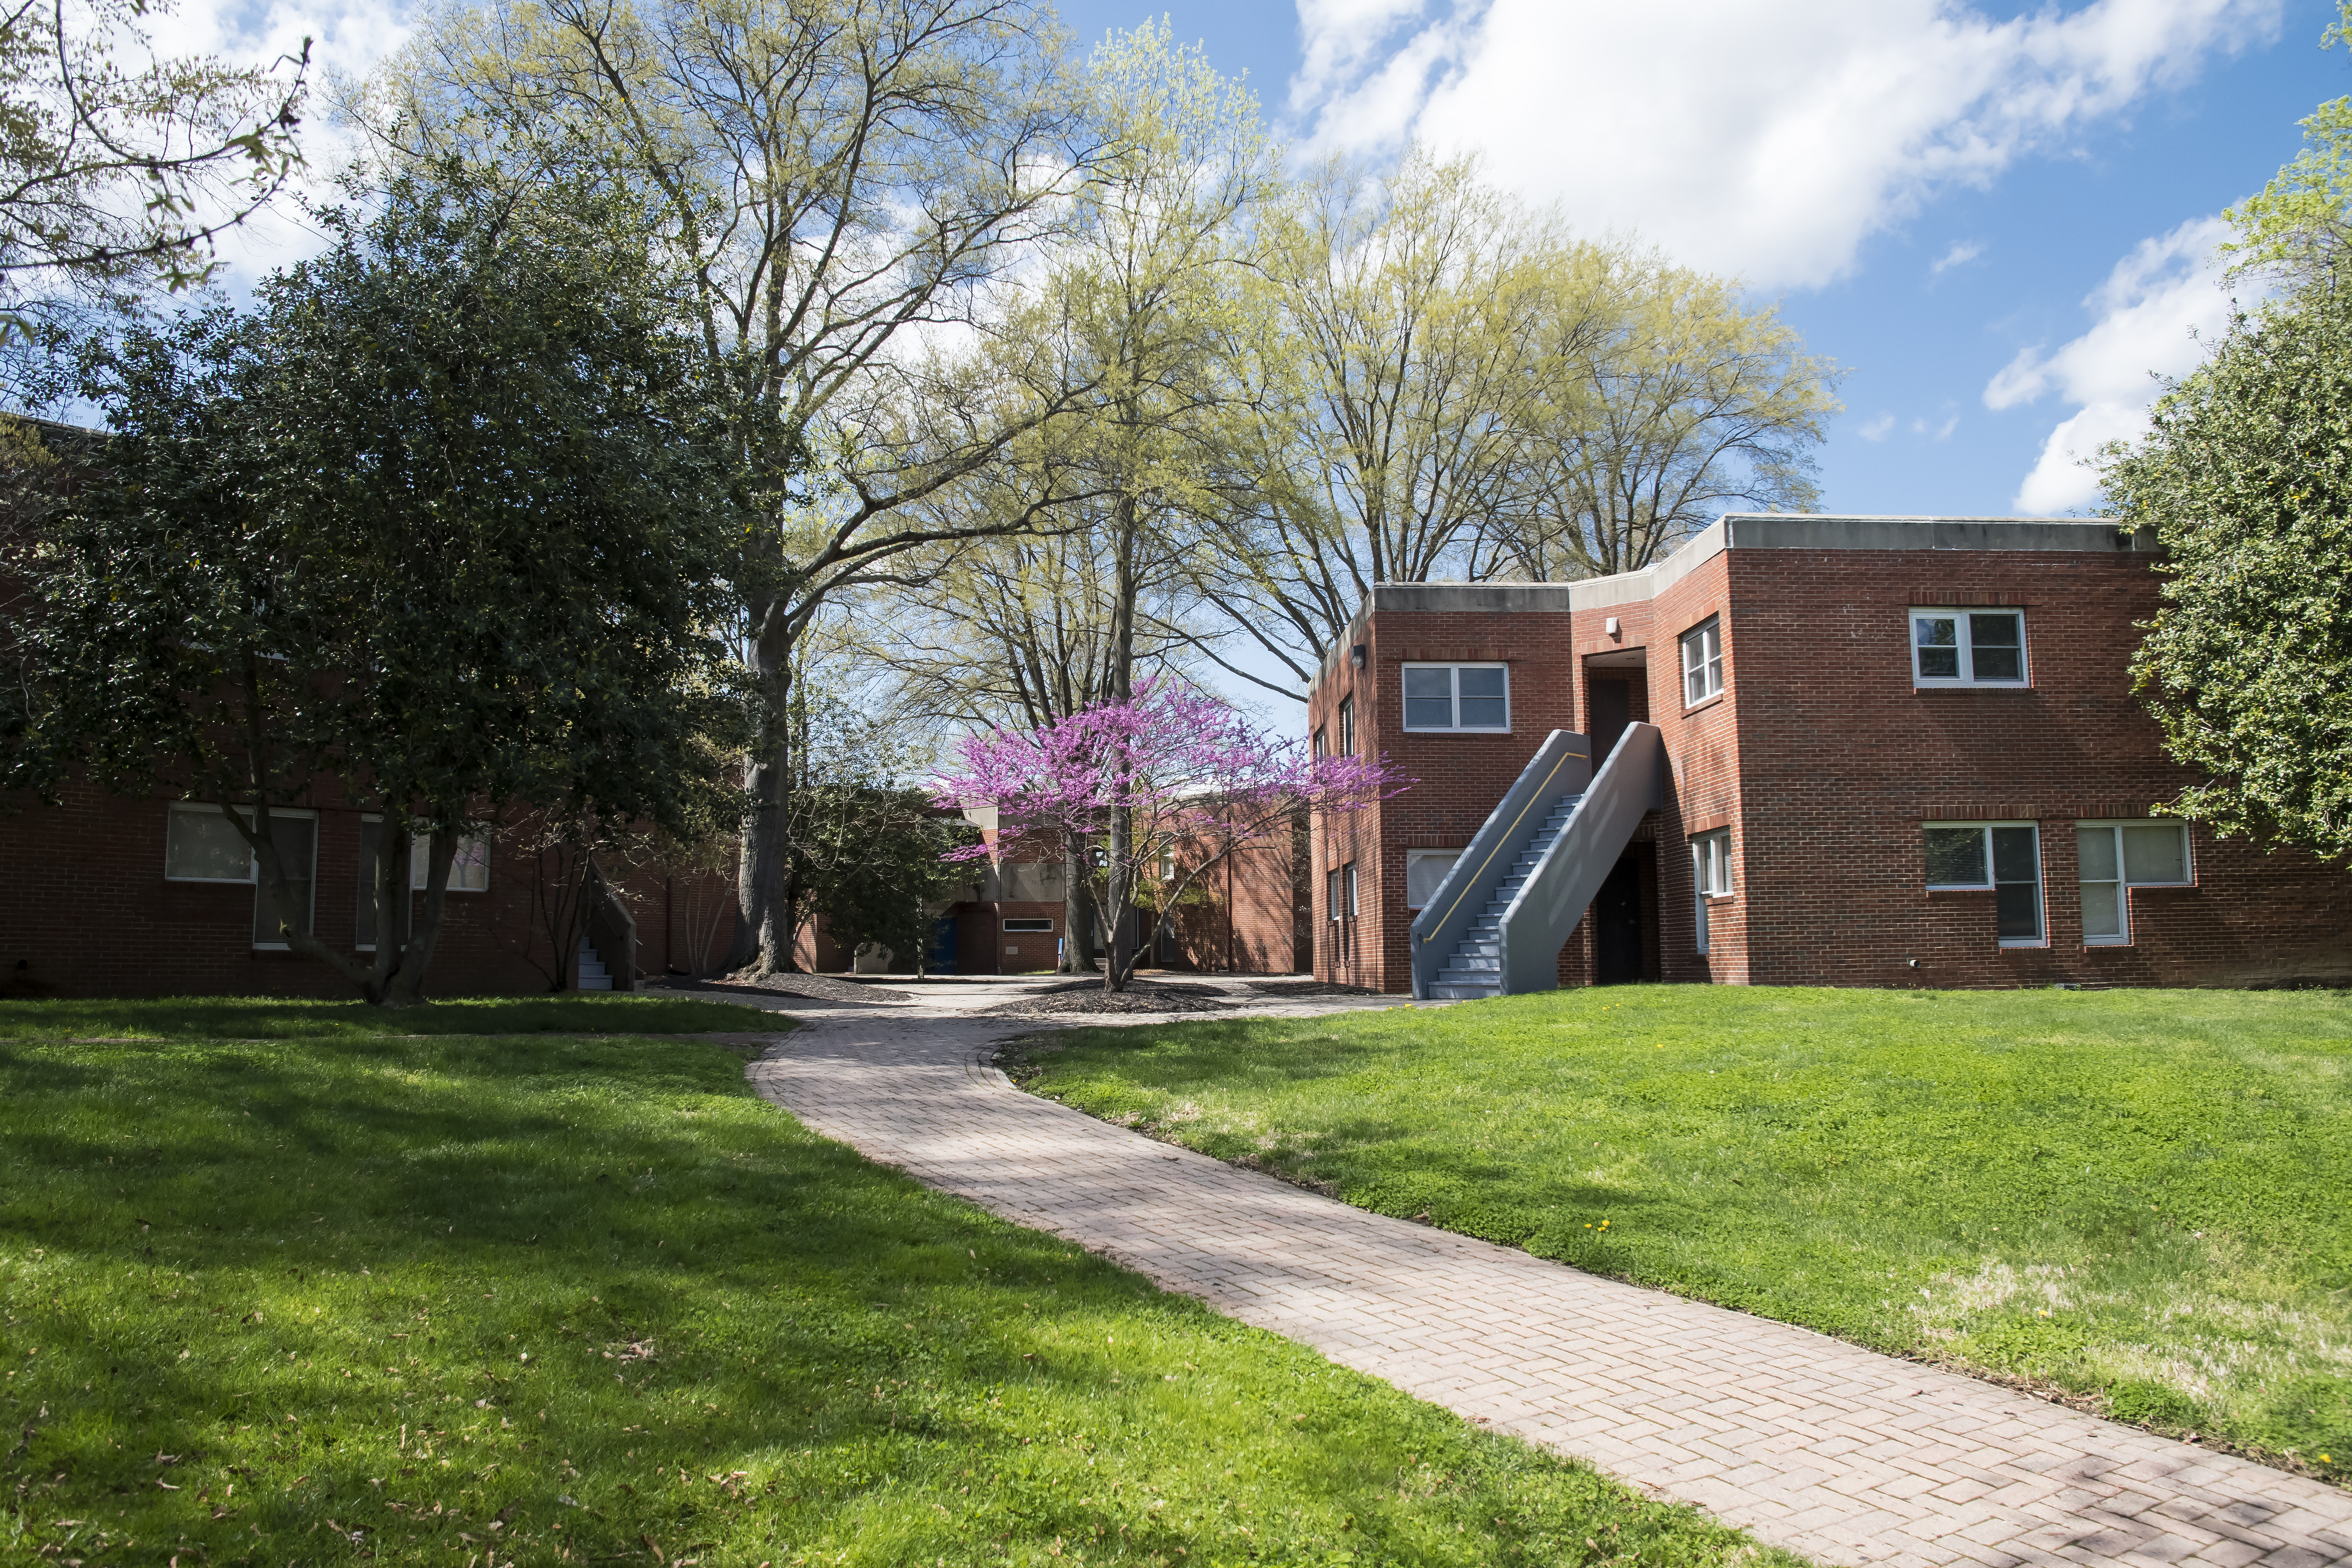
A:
[1430,981,1501,1000]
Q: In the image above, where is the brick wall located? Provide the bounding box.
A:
[1307,595,1582,993]
[0,781,737,999]
[1718,546,2352,988]
[1301,533,2352,995]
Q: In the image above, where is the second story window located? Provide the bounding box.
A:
[1312,725,1326,758]
[1912,608,2026,686]
[1401,664,1508,731]
[1681,618,1723,705]
[1338,695,1357,752]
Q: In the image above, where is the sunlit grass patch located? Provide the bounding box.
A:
[0,1009,1786,1567]
[1012,984,2352,1481]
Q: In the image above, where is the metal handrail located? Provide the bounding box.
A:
[1419,746,1587,945]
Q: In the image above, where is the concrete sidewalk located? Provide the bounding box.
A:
[724,985,2352,1568]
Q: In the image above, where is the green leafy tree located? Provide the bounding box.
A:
[366,0,1108,977]
[8,161,743,1003]
[2102,285,2352,866]
[801,790,977,973]
[2220,4,2352,289]
[0,0,308,325]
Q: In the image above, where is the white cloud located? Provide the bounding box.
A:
[1859,412,1896,440]
[1984,215,2245,512]
[142,0,415,285]
[1932,240,1985,275]
[1286,0,2278,289]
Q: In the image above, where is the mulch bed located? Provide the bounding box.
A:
[677,972,915,1004]
[1243,979,1386,998]
[991,980,1233,1016]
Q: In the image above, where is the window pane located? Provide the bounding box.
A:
[253,816,316,945]
[1459,695,1506,727]
[1405,696,1454,728]
[1990,826,2038,884]
[453,837,490,892]
[357,818,380,948]
[2075,825,2118,882]
[2122,824,2188,885]
[1457,667,1505,698]
[1404,667,1452,697]
[1915,616,1960,678]
[1343,863,1358,917]
[166,809,250,881]
[1327,869,1341,921]
[1969,612,2020,647]
[1995,879,2042,940]
[1967,613,2022,681]
[2081,881,2122,939]
[1407,851,1459,908]
[1924,827,1987,886]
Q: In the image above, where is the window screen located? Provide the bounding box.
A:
[1406,849,1461,909]
[1401,665,1509,731]
[1338,695,1356,753]
[165,806,251,882]
[1681,619,1723,705]
[1924,823,2042,944]
[1911,609,2027,686]
[2077,821,2192,944]
[1002,917,1054,932]
[409,834,490,892]
[251,814,317,947]
[1327,867,1342,922]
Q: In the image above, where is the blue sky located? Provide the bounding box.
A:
[181,0,2347,518]
[1047,0,2343,517]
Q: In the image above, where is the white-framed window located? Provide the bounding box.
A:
[1690,829,1732,954]
[164,803,253,883]
[1680,617,1724,706]
[1911,608,2026,686]
[1343,862,1359,918]
[410,833,490,893]
[1002,917,1054,932]
[1327,866,1343,922]
[1924,822,2044,945]
[166,804,317,947]
[1405,849,1462,910]
[1338,694,1358,752]
[2077,821,2193,945]
[1402,664,1509,732]
[1312,725,1326,758]
[357,814,385,951]
[1158,844,1176,881]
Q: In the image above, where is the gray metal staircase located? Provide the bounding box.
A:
[1411,723,1667,1001]
[1431,792,1585,999]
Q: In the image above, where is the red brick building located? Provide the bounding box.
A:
[0,781,737,999]
[1308,514,2352,996]
[919,810,1311,977]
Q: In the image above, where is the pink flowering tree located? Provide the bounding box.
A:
[935,683,1410,991]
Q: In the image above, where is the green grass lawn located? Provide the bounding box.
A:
[0,996,1781,1568]
[1010,985,2352,1481]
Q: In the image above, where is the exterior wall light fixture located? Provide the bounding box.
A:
[1350,644,1367,669]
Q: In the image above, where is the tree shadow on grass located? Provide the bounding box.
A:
[0,1031,1778,1568]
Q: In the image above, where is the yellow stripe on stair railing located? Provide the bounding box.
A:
[1421,746,1588,945]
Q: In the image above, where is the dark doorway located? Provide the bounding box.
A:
[1595,854,1643,985]
[1589,678,1631,761]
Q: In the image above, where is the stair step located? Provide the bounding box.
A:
[577,938,614,992]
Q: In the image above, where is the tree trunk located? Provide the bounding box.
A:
[1059,841,1100,973]
[1101,489,1142,991]
[729,613,798,975]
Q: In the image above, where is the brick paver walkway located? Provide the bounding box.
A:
[731,989,2352,1568]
